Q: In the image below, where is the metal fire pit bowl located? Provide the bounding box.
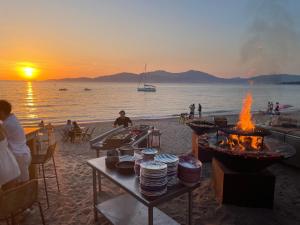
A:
[218,125,271,137]
[207,134,295,172]
[187,120,217,135]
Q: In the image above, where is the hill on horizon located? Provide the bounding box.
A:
[47,70,300,84]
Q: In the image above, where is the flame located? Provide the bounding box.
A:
[227,92,261,151]
[237,93,255,131]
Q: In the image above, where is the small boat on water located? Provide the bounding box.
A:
[137,84,156,92]
[137,64,156,92]
[59,88,68,91]
[84,88,92,91]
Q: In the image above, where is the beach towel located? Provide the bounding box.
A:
[0,139,21,186]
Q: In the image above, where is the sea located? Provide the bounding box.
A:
[0,81,299,127]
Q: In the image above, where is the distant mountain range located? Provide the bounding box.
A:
[48,70,300,84]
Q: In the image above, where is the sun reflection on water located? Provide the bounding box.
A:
[25,82,38,119]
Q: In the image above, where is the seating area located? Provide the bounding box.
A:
[60,126,96,143]
[0,180,45,225]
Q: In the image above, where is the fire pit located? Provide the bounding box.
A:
[189,93,296,208]
[207,93,294,172]
[187,120,217,135]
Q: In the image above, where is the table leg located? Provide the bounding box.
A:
[187,191,192,225]
[148,206,153,225]
[98,172,102,192]
[92,168,98,222]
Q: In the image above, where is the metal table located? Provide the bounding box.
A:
[87,157,200,225]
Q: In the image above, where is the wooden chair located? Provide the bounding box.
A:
[59,129,70,142]
[0,179,46,225]
[31,143,59,208]
[81,127,90,142]
[84,127,96,141]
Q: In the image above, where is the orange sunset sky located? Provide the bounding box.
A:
[1,0,300,80]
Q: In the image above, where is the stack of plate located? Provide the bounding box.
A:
[155,154,179,187]
[140,161,168,197]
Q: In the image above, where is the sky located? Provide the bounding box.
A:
[1,0,300,80]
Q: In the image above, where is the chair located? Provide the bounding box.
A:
[31,143,59,208]
[81,127,90,142]
[70,129,83,143]
[59,129,69,142]
[0,179,46,225]
[84,127,96,141]
[179,113,188,124]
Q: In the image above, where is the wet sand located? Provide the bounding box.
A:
[14,115,300,225]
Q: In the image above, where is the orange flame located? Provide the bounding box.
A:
[237,93,255,131]
[227,92,261,151]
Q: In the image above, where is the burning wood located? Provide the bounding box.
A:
[220,92,262,151]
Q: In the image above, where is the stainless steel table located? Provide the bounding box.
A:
[87,157,200,225]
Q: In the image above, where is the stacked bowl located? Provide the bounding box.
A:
[142,148,158,161]
[178,154,202,186]
[155,154,179,187]
[140,161,168,197]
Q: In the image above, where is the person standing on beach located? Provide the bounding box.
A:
[189,104,195,119]
[270,102,274,114]
[0,100,31,183]
[198,103,202,117]
[275,102,280,115]
[114,110,132,128]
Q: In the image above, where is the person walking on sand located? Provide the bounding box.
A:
[0,100,31,183]
[114,110,132,128]
[198,103,202,117]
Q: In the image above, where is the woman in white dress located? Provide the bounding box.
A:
[0,124,20,189]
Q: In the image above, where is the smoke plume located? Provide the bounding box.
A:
[240,0,300,76]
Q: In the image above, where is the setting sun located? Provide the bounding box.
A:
[16,62,39,80]
[23,67,35,78]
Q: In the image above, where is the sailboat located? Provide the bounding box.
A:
[137,64,156,92]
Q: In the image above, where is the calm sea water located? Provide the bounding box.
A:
[0,81,299,127]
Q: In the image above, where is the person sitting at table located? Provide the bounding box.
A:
[113,110,132,128]
[0,100,31,183]
[38,120,45,128]
[64,120,73,132]
[0,124,21,189]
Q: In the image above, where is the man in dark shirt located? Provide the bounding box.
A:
[113,110,132,127]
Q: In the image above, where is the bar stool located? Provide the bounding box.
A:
[31,143,60,208]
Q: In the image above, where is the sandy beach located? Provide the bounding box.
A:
[13,114,300,225]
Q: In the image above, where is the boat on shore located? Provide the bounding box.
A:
[84,88,92,91]
[59,88,68,91]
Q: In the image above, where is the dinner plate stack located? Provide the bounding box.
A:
[140,161,168,197]
[155,154,179,187]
